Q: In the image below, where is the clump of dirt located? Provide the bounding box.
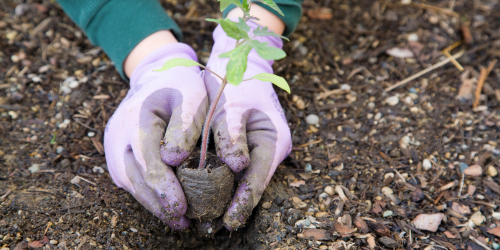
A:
[177,150,234,221]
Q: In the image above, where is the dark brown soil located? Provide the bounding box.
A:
[2,0,500,249]
[177,151,234,222]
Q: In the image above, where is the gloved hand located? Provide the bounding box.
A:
[103,43,207,229]
[205,20,292,230]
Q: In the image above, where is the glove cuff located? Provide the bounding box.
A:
[130,43,199,87]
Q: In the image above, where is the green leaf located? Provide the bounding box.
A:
[250,73,290,93]
[235,17,250,33]
[50,132,57,144]
[254,0,284,16]
[220,18,250,40]
[219,43,252,85]
[253,26,289,41]
[219,0,242,12]
[241,0,251,13]
[153,58,202,72]
[205,18,221,24]
[250,40,286,60]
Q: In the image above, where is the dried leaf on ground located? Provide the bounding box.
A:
[332,221,354,237]
[464,165,483,176]
[412,213,444,232]
[289,180,305,187]
[451,202,471,215]
[487,227,500,238]
[367,221,390,236]
[354,216,369,234]
[302,229,331,240]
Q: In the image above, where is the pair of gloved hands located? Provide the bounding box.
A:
[103,21,292,230]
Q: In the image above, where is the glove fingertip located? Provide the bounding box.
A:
[167,216,191,230]
[160,145,191,167]
[221,153,250,173]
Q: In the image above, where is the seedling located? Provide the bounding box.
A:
[155,0,290,169]
[154,0,290,223]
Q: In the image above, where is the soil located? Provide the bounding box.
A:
[1,0,500,249]
[177,150,233,222]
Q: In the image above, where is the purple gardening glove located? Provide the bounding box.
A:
[103,43,207,229]
[205,21,292,230]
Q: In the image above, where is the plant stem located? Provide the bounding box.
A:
[198,77,228,169]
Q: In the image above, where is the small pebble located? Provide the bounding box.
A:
[130,227,138,233]
[367,102,375,109]
[492,243,500,250]
[374,112,382,120]
[8,111,18,119]
[305,114,319,125]
[422,159,432,171]
[296,202,308,209]
[295,98,305,110]
[318,192,328,199]
[39,65,50,73]
[58,119,70,129]
[28,164,40,174]
[459,163,469,173]
[50,240,58,245]
[93,166,105,174]
[488,166,498,177]
[68,80,79,89]
[324,186,335,195]
[56,146,65,154]
[384,173,394,180]
[304,218,311,226]
[60,85,72,95]
[298,45,308,56]
[316,212,328,218]
[381,187,393,195]
[262,202,272,209]
[401,0,411,5]
[470,211,485,226]
[407,33,418,41]
[383,210,393,217]
[429,15,439,24]
[368,57,378,64]
[88,131,96,137]
[385,95,399,106]
[304,163,312,173]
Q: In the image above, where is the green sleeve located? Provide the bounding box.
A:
[56,0,182,79]
[223,0,304,37]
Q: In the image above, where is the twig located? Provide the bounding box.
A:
[385,50,464,91]
[411,3,459,17]
[76,176,97,186]
[449,0,456,10]
[442,51,464,71]
[458,172,465,197]
[72,117,101,133]
[0,189,12,201]
[473,59,498,108]
[335,185,349,203]
[470,235,493,250]
[442,41,464,71]
[298,139,323,148]
[393,169,407,183]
